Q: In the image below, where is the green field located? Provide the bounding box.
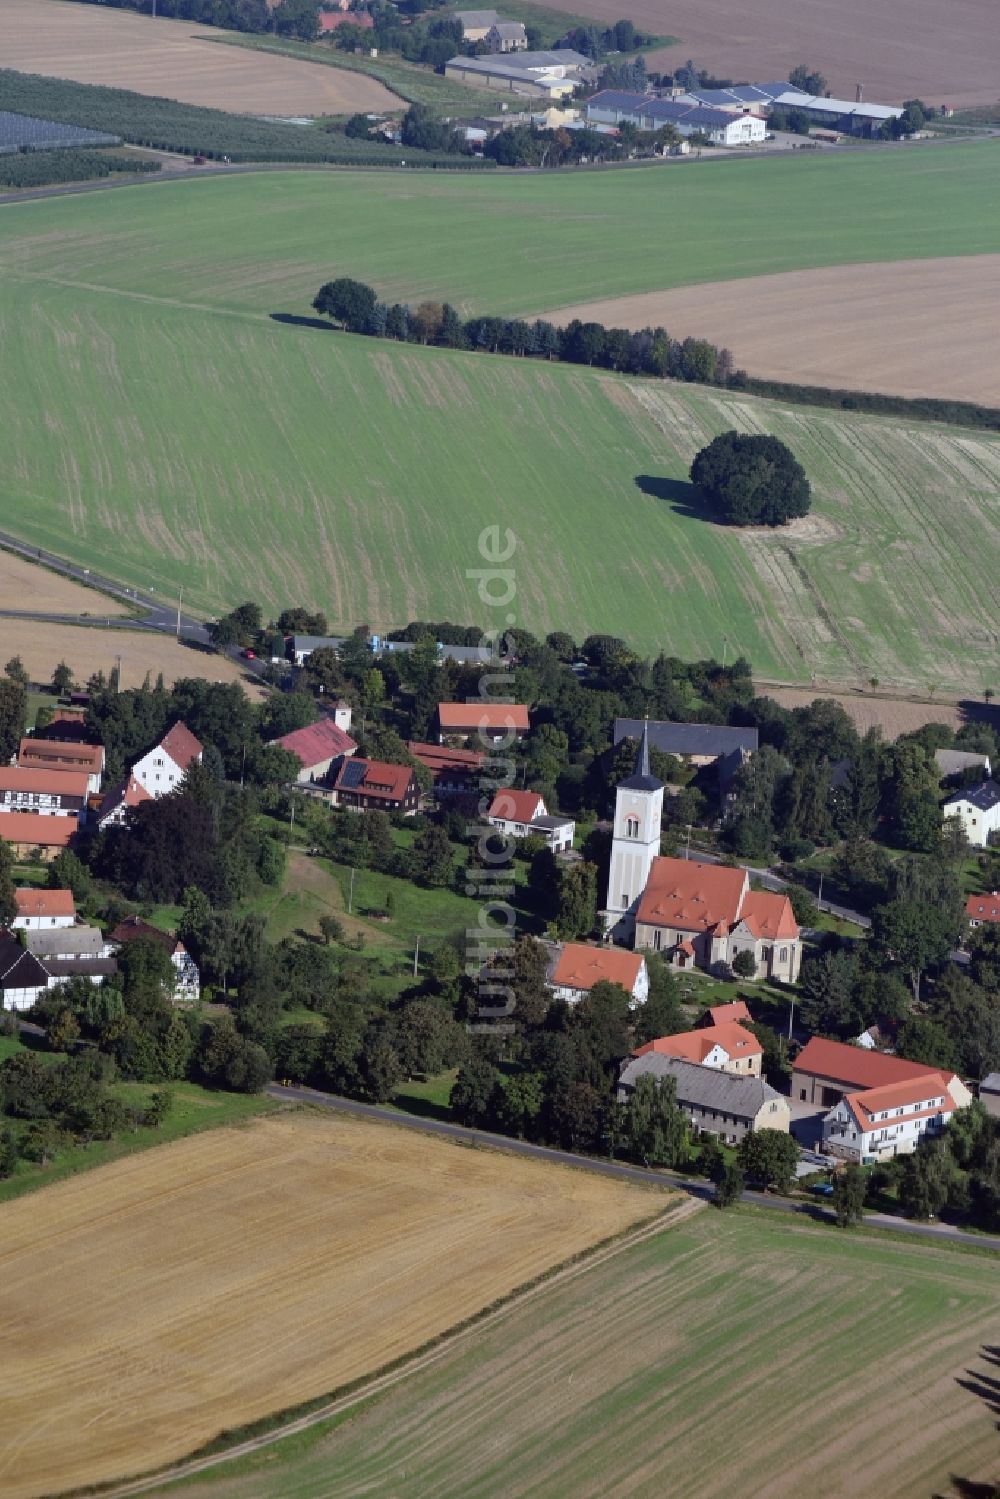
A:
[0,151,998,689]
[152,1209,1000,1499]
[1,146,997,316]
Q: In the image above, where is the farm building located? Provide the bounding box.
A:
[585,91,766,144]
[332,757,419,814]
[966,893,1000,927]
[633,1022,763,1076]
[548,943,648,1005]
[437,702,529,743]
[934,747,991,780]
[270,716,357,784]
[444,51,594,100]
[25,926,112,963]
[678,82,903,138]
[943,779,1000,847]
[0,811,76,859]
[131,722,203,798]
[485,20,527,52]
[980,1074,1000,1119]
[408,741,484,795]
[487,789,575,852]
[0,766,90,819]
[454,8,499,41]
[13,887,76,930]
[791,1037,973,1110]
[0,930,53,1010]
[18,738,104,795]
[109,915,200,1002]
[617,1053,789,1144]
[614,717,756,786]
[698,999,752,1027]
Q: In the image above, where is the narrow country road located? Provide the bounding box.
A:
[267,1083,1000,1251]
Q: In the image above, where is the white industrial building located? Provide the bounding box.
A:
[586,90,766,145]
[444,50,594,100]
[679,81,903,137]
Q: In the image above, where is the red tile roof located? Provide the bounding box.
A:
[637,858,748,933]
[14,888,76,919]
[0,766,90,798]
[793,1037,939,1091]
[738,890,799,940]
[408,742,485,774]
[438,702,529,732]
[273,716,357,768]
[97,773,152,822]
[158,722,203,772]
[109,915,179,953]
[634,1021,762,1064]
[706,1000,751,1024]
[488,789,544,824]
[333,757,415,802]
[843,1073,953,1133]
[552,943,644,993]
[19,738,103,773]
[0,812,75,847]
[319,8,374,27]
[966,893,1000,923]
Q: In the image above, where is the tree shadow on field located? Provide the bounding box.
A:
[270,312,333,334]
[933,1481,998,1498]
[634,474,713,522]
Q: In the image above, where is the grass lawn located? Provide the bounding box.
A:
[393,1066,458,1120]
[149,1207,1000,1499]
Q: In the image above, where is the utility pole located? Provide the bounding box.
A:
[685,823,692,861]
[413,934,420,978]
[787,993,795,1042]
[289,798,295,838]
[240,743,247,789]
[114,654,122,693]
[722,634,729,669]
[817,871,824,908]
[348,867,355,914]
[176,583,183,639]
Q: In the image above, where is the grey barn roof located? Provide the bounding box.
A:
[980,1073,1000,1095]
[945,779,1000,812]
[618,1053,783,1118]
[26,925,106,958]
[292,635,346,654]
[935,748,991,777]
[44,957,119,979]
[615,718,758,760]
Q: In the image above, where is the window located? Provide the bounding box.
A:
[779,946,788,962]
[653,929,662,952]
[626,816,639,838]
[621,892,628,911]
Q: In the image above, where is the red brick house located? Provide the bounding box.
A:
[332,757,419,814]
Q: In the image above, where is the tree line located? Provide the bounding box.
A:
[313,275,734,385]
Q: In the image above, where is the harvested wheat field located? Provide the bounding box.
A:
[0,549,128,617]
[0,619,264,696]
[0,0,399,115]
[553,0,1000,106]
[546,257,1000,408]
[763,685,965,736]
[0,1111,661,1497]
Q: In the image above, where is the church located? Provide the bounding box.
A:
[603,724,802,984]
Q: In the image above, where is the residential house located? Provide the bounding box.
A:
[0,766,90,819]
[454,8,499,41]
[935,748,991,781]
[443,51,594,100]
[25,925,118,985]
[586,90,767,144]
[943,780,1000,847]
[634,857,801,983]
[437,702,529,744]
[408,741,484,795]
[270,715,357,785]
[633,1021,763,1077]
[13,887,76,930]
[291,634,346,667]
[109,915,200,1002]
[485,20,528,51]
[698,999,752,1027]
[618,1052,790,1144]
[318,8,374,30]
[332,757,419,814]
[822,1074,956,1162]
[96,773,152,829]
[18,738,104,795]
[131,722,203,798]
[791,1036,973,1109]
[614,717,757,789]
[965,893,1000,928]
[0,812,76,859]
[487,788,574,852]
[979,1073,1000,1119]
[0,931,53,1011]
[548,943,649,1005]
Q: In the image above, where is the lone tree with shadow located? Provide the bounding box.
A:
[690,430,811,527]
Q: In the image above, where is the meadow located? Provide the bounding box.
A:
[148,1208,1000,1499]
[0,1110,661,1497]
[0,265,998,689]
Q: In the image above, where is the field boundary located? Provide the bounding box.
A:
[67,1189,696,1498]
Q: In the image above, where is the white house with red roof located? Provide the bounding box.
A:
[487,788,575,852]
[822,1073,957,1162]
[966,892,1000,928]
[96,773,153,829]
[791,1036,972,1110]
[132,722,203,798]
[13,887,76,930]
[332,757,419,814]
[270,715,357,785]
[548,942,648,1005]
[633,1020,763,1077]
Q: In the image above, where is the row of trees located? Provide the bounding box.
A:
[312,276,734,385]
[74,0,322,41]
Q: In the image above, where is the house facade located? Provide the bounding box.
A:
[438,702,529,744]
[618,1053,790,1144]
[633,1021,763,1077]
[0,767,90,819]
[26,926,112,964]
[943,780,1000,847]
[132,722,203,798]
[791,1036,973,1110]
[455,8,499,41]
[18,737,104,795]
[270,715,357,784]
[487,788,574,852]
[0,933,53,1010]
[109,916,201,1002]
[332,757,419,814]
[634,859,801,983]
[485,20,527,51]
[13,888,76,930]
[548,943,648,1005]
[966,892,1000,928]
[96,773,152,829]
[822,1074,955,1162]
[0,812,76,860]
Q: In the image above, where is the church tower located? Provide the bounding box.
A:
[604,722,663,943]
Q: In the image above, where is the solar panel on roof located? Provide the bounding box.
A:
[340,759,368,789]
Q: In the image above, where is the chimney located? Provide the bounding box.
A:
[855,82,863,102]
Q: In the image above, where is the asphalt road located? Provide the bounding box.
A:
[267,1082,1000,1252]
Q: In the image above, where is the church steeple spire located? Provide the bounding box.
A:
[619,718,662,792]
[636,718,651,779]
